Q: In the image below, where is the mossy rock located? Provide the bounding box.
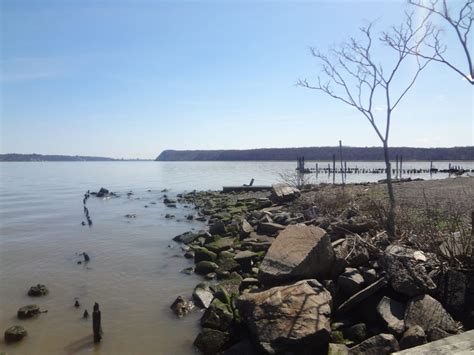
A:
[194,247,217,263]
[201,298,234,331]
[330,331,353,346]
[4,325,27,343]
[206,237,236,253]
[194,328,230,354]
[17,305,40,319]
[195,261,219,275]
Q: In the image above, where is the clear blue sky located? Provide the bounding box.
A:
[1,0,472,159]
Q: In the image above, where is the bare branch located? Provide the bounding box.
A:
[408,0,474,84]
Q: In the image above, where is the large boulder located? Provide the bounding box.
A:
[258,225,335,285]
[206,237,235,253]
[348,333,399,354]
[376,296,405,335]
[194,247,217,263]
[237,279,332,354]
[271,183,301,203]
[404,294,458,333]
[192,283,214,309]
[201,298,234,331]
[4,325,27,343]
[380,245,436,297]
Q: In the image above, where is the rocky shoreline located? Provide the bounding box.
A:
[169,181,474,354]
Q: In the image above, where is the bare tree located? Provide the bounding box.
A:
[408,0,473,84]
[298,15,434,237]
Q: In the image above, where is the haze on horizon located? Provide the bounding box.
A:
[1,0,472,160]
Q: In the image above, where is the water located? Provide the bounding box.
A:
[0,161,473,354]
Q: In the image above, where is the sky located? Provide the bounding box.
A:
[1,0,472,159]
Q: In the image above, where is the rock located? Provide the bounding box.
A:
[257,222,285,236]
[380,245,437,297]
[348,334,399,354]
[209,221,227,236]
[216,256,240,273]
[338,268,365,296]
[184,250,194,259]
[427,327,450,341]
[237,279,332,354]
[27,284,48,297]
[343,323,366,343]
[435,269,466,310]
[404,294,458,333]
[376,296,405,335]
[360,267,377,285]
[206,237,235,253]
[215,272,243,298]
[83,310,89,319]
[194,247,217,263]
[17,305,40,319]
[222,338,255,355]
[173,231,198,244]
[96,187,109,197]
[181,267,194,275]
[271,183,301,202]
[240,219,254,238]
[193,328,230,355]
[234,250,259,273]
[4,325,27,343]
[195,261,219,275]
[193,284,214,309]
[258,225,335,285]
[328,343,349,355]
[400,325,427,350]
[336,277,387,315]
[124,214,136,218]
[240,277,259,291]
[170,296,194,317]
[201,298,234,331]
[205,272,217,280]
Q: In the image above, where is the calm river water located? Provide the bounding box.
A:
[1,161,473,354]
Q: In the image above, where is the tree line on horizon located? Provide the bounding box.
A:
[156,146,474,161]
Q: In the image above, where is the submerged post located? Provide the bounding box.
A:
[93,302,102,343]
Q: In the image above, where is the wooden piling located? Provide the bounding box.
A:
[332,154,336,184]
[93,302,102,343]
[339,140,344,184]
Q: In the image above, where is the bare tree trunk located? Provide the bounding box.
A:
[383,141,396,238]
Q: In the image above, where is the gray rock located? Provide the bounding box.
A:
[400,325,427,350]
[380,245,436,297]
[170,296,194,317]
[27,284,48,297]
[194,328,230,355]
[328,343,349,355]
[336,277,387,315]
[201,298,234,331]
[257,222,285,236]
[4,325,27,343]
[376,296,405,335]
[173,231,198,244]
[348,333,399,354]
[360,267,377,285]
[206,237,235,253]
[271,183,301,202]
[338,268,365,296]
[343,323,366,343]
[195,261,219,275]
[404,294,458,333]
[258,225,335,285]
[240,219,254,238]
[17,304,40,319]
[436,269,466,309]
[194,247,217,263]
[193,284,214,309]
[209,221,227,236]
[427,327,451,342]
[237,279,332,354]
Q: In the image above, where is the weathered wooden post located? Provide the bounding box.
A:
[400,155,403,178]
[339,140,344,184]
[332,154,336,184]
[93,302,102,343]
